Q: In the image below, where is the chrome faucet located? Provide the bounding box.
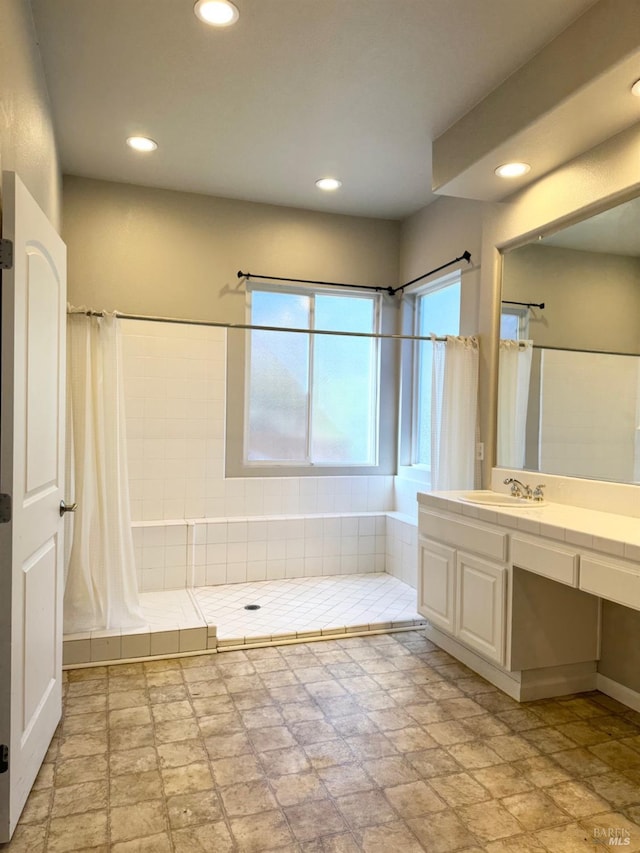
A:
[503,477,532,499]
[532,484,546,502]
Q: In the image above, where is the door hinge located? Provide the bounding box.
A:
[0,494,11,523]
[0,239,13,270]
[0,745,8,774]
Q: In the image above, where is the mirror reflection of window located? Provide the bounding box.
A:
[500,307,529,340]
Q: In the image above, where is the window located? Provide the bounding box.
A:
[412,275,461,467]
[500,306,529,340]
[245,286,380,466]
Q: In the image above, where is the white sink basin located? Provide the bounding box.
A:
[459,491,546,508]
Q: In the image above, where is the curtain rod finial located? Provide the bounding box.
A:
[237,270,247,279]
[462,250,471,263]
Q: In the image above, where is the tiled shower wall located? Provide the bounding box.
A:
[120,320,417,591]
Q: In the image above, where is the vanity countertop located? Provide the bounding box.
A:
[418,491,640,561]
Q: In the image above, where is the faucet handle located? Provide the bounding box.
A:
[533,484,546,501]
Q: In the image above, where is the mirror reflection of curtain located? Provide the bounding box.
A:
[498,339,533,469]
[65,311,144,633]
[430,335,479,490]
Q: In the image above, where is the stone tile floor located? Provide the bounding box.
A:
[4,630,640,851]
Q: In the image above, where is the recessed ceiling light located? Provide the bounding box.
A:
[631,78,640,97]
[194,0,239,26]
[315,177,342,191]
[495,162,531,179]
[126,136,158,152]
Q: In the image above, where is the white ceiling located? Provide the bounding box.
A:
[31,0,598,220]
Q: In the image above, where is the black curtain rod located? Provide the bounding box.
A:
[392,250,472,294]
[502,299,545,309]
[237,270,394,295]
[237,251,472,297]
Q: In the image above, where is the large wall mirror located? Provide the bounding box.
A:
[497,194,640,485]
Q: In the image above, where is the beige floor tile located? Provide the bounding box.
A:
[501,790,572,830]
[457,799,524,842]
[58,731,107,760]
[344,733,398,759]
[545,779,611,818]
[109,724,155,750]
[300,831,361,852]
[155,717,201,743]
[497,709,547,732]
[405,747,462,778]
[426,720,478,746]
[157,738,208,768]
[108,688,149,710]
[2,823,47,853]
[556,720,614,747]
[376,721,429,749]
[335,789,398,828]
[355,819,426,852]
[285,799,348,842]
[486,734,541,761]
[229,809,294,851]
[51,779,107,817]
[446,740,504,769]
[521,726,579,754]
[109,745,158,775]
[552,747,611,778]
[211,752,266,786]
[109,770,163,806]
[166,790,222,829]
[484,835,547,853]
[271,771,328,806]
[151,699,195,723]
[383,780,447,818]
[471,763,535,798]
[430,771,492,806]
[304,739,356,769]
[62,710,107,735]
[407,808,479,853]
[54,754,108,786]
[148,684,189,704]
[161,761,213,797]
[248,725,297,752]
[219,779,278,817]
[361,755,420,787]
[110,799,167,843]
[512,755,572,787]
[536,820,617,852]
[111,832,173,852]
[587,771,640,808]
[205,731,252,759]
[318,764,376,797]
[172,821,235,853]
[47,810,108,852]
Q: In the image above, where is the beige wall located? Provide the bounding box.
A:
[503,243,640,354]
[400,196,484,337]
[0,0,61,230]
[63,176,400,321]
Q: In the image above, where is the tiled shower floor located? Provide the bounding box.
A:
[63,573,426,665]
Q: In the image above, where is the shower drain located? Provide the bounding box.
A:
[244,604,261,611]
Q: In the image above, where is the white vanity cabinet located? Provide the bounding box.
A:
[419,537,506,665]
[418,498,602,701]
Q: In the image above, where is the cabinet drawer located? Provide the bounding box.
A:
[419,510,507,562]
[580,555,640,610]
[511,535,579,587]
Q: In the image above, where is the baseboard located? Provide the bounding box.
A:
[596,673,640,713]
[422,624,524,700]
[423,623,600,703]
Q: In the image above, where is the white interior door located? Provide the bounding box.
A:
[0,171,67,841]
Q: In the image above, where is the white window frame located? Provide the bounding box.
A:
[242,282,382,469]
[397,271,462,481]
[500,305,529,340]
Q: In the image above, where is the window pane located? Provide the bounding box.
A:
[247,292,310,461]
[415,281,460,466]
[500,312,520,339]
[312,295,376,464]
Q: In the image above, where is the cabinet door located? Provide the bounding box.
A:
[455,552,506,665]
[418,537,455,633]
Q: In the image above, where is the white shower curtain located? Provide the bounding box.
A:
[430,335,479,491]
[64,311,144,633]
[497,339,533,469]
